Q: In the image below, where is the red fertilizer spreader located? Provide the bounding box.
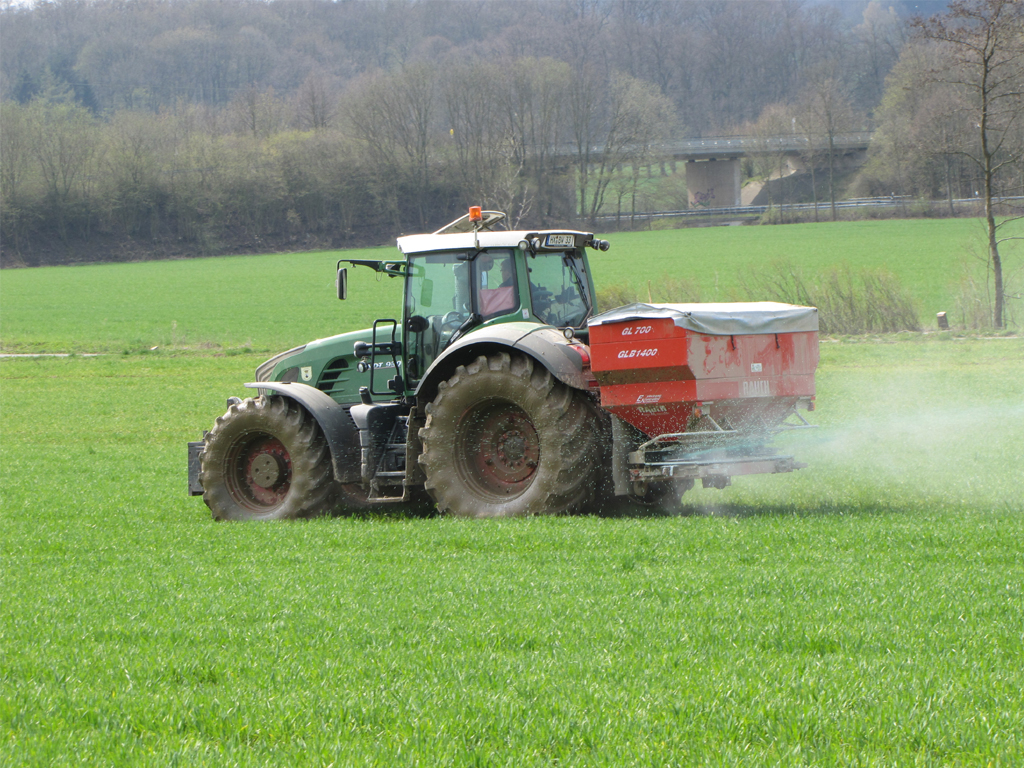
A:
[587,303,819,495]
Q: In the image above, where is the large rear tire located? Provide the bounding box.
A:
[200,395,338,521]
[418,352,601,517]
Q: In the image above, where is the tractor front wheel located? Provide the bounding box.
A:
[418,352,600,517]
[200,395,337,521]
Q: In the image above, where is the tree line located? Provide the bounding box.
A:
[2,0,925,131]
[4,0,1018,334]
[0,0,930,263]
[1,55,680,263]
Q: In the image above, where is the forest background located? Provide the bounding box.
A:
[0,0,1006,270]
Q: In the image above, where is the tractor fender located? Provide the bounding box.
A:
[243,382,361,484]
[414,322,589,405]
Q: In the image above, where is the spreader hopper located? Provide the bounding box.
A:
[588,302,819,491]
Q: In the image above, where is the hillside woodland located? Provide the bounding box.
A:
[2,0,1019,294]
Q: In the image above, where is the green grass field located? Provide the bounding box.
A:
[590,217,1011,319]
[1,217,1017,355]
[2,220,1023,765]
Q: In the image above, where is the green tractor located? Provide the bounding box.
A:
[188,209,613,519]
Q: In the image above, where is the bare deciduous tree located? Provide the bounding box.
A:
[103,109,166,237]
[799,64,857,221]
[0,101,33,251]
[441,60,506,205]
[295,71,337,132]
[500,57,573,223]
[230,85,286,139]
[749,102,796,220]
[29,101,100,242]
[347,64,438,229]
[914,0,1024,328]
[571,69,673,223]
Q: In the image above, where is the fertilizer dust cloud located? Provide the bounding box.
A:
[677,369,1024,515]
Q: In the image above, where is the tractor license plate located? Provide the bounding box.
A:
[545,234,575,248]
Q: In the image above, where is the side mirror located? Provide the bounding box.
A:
[336,267,348,300]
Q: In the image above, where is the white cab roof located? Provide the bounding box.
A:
[397,229,592,255]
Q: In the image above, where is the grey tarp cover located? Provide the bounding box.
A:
[588,302,818,336]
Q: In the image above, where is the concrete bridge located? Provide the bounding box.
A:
[667,132,873,208]
[554,131,874,209]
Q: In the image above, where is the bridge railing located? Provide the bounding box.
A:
[659,132,875,155]
[593,195,1013,224]
[545,132,874,161]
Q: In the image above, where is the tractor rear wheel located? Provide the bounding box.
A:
[418,352,600,517]
[200,395,338,521]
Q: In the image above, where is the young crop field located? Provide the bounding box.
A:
[2,220,1023,766]
[592,217,1011,319]
[1,217,1017,355]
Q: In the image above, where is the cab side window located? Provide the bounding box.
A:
[476,252,518,319]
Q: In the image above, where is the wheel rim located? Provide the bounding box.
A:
[456,399,540,498]
[225,432,292,511]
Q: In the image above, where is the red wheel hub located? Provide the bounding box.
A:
[229,434,291,508]
[460,401,540,496]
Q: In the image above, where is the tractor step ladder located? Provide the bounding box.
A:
[367,415,409,502]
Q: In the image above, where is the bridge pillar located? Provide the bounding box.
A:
[686,158,741,209]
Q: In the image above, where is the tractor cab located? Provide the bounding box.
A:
[338,209,607,394]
